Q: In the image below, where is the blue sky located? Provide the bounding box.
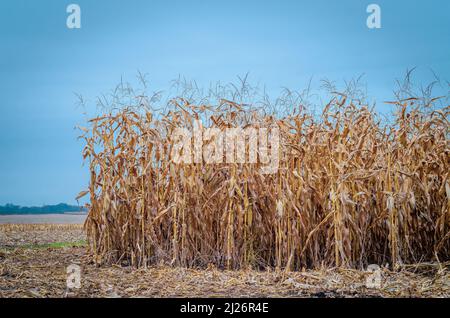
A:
[0,0,449,206]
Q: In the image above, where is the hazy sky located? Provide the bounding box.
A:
[0,0,449,206]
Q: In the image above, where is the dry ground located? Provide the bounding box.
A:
[0,224,448,298]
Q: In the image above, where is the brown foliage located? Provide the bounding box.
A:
[81,96,449,269]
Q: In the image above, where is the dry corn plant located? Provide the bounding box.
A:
[79,78,449,270]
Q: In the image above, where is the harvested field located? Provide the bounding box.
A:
[0,225,448,298]
[0,224,84,248]
[0,214,87,224]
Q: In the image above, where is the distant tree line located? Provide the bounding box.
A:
[0,203,87,215]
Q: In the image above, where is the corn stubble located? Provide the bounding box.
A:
[81,96,449,270]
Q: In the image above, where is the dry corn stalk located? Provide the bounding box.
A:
[81,95,449,269]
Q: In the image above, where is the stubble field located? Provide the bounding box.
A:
[0,224,448,298]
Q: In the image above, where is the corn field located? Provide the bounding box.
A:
[80,93,449,270]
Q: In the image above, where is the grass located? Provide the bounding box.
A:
[27,240,87,249]
[2,240,87,250]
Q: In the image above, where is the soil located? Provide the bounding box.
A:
[0,225,448,298]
